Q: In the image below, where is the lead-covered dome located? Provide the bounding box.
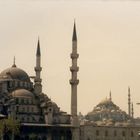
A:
[11,89,34,98]
[85,98,130,123]
[0,65,30,82]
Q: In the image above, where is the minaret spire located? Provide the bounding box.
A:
[72,21,77,41]
[128,86,131,117]
[12,56,16,67]
[34,38,42,94]
[36,38,41,56]
[70,21,79,140]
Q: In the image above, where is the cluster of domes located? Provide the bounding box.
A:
[83,98,130,125]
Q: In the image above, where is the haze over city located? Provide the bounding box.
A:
[0,0,140,117]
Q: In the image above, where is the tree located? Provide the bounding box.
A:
[0,120,4,140]
[0,117,20,140]
[5,117,20,140]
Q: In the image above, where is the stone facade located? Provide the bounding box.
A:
[80,125,140,140]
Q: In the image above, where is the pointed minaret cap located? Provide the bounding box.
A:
[12,56,16,67]
[72,21,77,41]
[36,38,41,56]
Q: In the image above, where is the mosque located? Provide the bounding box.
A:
[0,23,140,140]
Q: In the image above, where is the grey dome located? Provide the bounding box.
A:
[11,89,34,98]
[0,65,30,82]
[85,98,130,123]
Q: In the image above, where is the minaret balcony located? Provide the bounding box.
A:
[69,79,79,85]
[34,67,42,71]
[70,66,79,72]
[34,78,42,83]
[70,53,79,59]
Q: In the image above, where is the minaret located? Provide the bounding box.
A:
[131,102,134,118]
[70,22,79,123]
[70,21,79,140]
[12,56,16,67]
[34,39,42,94]
[109,91,112,101]
[128,87,131,117]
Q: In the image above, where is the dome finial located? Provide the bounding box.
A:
[12,56,16,67]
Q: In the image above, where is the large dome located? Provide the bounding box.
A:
[0,65,30,82]
[85,98,130,123]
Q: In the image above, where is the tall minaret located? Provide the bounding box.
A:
[131,102,134,118]
[128,87,131,117]
[70,21,79,140]
[70,22,79,123]
[34,39,42,94]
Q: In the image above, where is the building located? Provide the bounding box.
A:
[79,91,140,140]
[0,23,80,140]
[0,22,140,140]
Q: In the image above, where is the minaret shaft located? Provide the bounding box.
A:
[128,87,131,117]
[132,103,134,118]
[35,56,41,80]
[70,41,79,117]
[71,85,77,116]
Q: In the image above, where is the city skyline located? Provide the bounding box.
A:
[0,0,140,117]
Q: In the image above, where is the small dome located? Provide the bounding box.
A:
[0,65,30,82]
[11,89,34,98]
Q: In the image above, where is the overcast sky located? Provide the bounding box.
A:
[0,0,140,117]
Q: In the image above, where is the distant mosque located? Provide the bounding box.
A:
[0,22,140,140]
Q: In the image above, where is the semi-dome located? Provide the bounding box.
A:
[85,98,130,123]
[0,65,30,82]
[11,89,34,98]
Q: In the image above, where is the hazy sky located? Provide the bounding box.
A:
[0,0,140,117]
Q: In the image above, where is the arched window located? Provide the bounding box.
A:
[114,130,117,136]
[131,131,134,137]
[122,131,125,137]
[16,98,18,104]
[96,130,99,136]
[105,130,108,137]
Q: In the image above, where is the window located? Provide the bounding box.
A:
[27,106,29,112]
[105,130,108,137]
[21,99,24,104]
[96,130,99,136]
[16,98,18,104]
[122,131,125,137]
[131,131,134,137]
[22,107,25,112]
[31,107,34,112]
[21,117,24,122]
[114,130,117,136]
